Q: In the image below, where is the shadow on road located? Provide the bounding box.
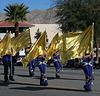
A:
[16,74,84,81]
[0,81,9,86]
[9,84,85,92]
[47,76,84,81]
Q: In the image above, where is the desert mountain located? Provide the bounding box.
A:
[0,7,57,24]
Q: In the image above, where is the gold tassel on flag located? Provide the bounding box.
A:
[22,31,46,69]
[11,29,31,56]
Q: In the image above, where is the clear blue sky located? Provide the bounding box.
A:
[0,0,53,13]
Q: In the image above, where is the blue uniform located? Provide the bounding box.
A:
[82,56,93,91]
[28,59,36,76]
[37,55,48,86]
[3,48,14,82]
[52,52,61,78]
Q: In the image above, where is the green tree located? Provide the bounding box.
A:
[34,28,42,40]
[34,28,49,43]
[46,33,49,43]
[54,0,100,62]
[4,3,29,36]
[55,0,100,32]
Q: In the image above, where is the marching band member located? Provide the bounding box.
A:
[37,53,48,86]
[52,50,61,78]
[3,48,15,82]
[82,51,95,91]
[28,59,36,76]
[25,44,36,76]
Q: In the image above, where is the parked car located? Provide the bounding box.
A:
[66,59,74,68]
[0,56,2,64]
[66,58,82,68]
[47,58,54,67]
[15,57,22,66]
[74,58,82,68]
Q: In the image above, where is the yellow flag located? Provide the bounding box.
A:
[0,32,11,56]
[47,33,58,60]
[56,34,66,64]
[22,31,46,69]
[11,29,31,56]
[58,25,94,64]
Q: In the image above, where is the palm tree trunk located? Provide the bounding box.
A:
[15,22,19,36]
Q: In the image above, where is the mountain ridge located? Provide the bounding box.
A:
[0,7,57,24]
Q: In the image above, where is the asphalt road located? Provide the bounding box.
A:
[0,64,100,96]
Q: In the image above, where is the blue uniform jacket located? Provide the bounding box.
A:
[2,48,13,61]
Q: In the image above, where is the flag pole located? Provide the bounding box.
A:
[92,22,94,85]
[7,30,13,76]
[10,54,13,76]
[61,64,64,71]
[10,31,13,77]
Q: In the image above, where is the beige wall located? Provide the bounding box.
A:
[0,25,62,56]
[30,24,62,45]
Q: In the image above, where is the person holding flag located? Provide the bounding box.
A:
[52,50,61,78]
[0,32,15,82]
[25,45,36,77]
[2,48,15,82]
[82,51,95,91]
[22,31,48,85]
[46,33,60,78]
[27,59,36,77]
[36,53,48,86]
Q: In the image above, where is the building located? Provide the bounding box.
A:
[30,24,62,45]
[0,20,62,56]
[0,20,35,56]
[0,20,35,39]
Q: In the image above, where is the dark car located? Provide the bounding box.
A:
[0,56,3,64]
[66,59,74,68]
[47,58,54,67]
[74,58,81,68]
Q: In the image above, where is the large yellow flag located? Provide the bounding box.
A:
[0,32,11,56]
[11,29,31,56]
[56,34,66,64]
[22,31,46,69]
[58,25,94,64]
[47,33,58,60]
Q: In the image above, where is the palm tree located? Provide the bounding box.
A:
[3,3,30,36]
[34,28,42,40]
